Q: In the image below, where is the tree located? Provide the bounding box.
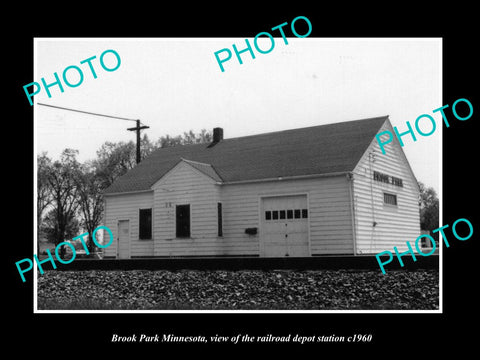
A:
[46,149,81,258]
[418,181,439,241]
[75,161,105,253]
[140,133,156,158]
[41,208,80,244]
[94,141,137,189]
[155,134,183,148]
[195,128,212,144]
[155,129,212,148]
[37,152,53,253]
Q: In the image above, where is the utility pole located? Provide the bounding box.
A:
[127,120,150,164]
[37,103,150,164]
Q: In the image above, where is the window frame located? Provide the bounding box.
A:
[383,192,398,206]
[302,209,308,218]
[139,208,152,240]
[217,202,223,237]
[286,209,293,219]
[176,204,191,238]
[272,210,279,220]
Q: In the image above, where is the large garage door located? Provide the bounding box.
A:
[261,195,310,257]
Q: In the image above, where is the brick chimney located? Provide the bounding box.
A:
[208,127,223,148]
[213,127,223,142]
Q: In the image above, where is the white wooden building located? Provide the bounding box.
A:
[102,116,420,259]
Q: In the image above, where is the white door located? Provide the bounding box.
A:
[261,195,309,257]
[117,220,130,259]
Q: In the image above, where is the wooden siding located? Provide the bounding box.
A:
[222,177,354,255]
[152,161,223,256]
[103,191,154,258]
[352,119,421,254]
[105,163,356,258]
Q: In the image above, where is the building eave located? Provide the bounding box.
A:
[218,171,350,185]
[103,189,154,197]
[104,172,352,195]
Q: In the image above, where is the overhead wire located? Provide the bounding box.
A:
[37,103,139,123]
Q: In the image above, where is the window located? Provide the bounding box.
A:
[264,208,308,221]
[272,210,279,220]
[217,202,223,237]
[176,204,190,238]
[294,209,301,219]
[384,193,398,206]
[139,208,152,239]
[287,210,293,219]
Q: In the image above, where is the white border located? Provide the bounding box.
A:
[33,37,442,314]
[438,37,443,313]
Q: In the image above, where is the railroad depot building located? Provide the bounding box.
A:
[102,116,420,259]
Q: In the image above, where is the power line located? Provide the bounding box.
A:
[38,102,150,164]
[37,103,138,122]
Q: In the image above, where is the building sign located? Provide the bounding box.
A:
[373,171,403,187]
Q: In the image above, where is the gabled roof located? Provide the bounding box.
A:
[103,116,388,194]
[180,158,223,182]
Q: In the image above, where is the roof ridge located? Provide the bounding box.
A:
[181,158,213,166]
[180,158,223,182]
[221,115,389,142]
[148,116,389,153]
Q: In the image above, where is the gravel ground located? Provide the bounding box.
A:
[37,269,439,310]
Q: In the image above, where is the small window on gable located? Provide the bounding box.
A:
[384,193,398,206]
[139,208,152,240]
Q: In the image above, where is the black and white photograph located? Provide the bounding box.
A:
[33,37,441,312]
[7,6,478,353]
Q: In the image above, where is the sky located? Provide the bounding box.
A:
[34,38,441,192]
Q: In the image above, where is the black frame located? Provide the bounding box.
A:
[176,204,191,238]
[217,202,223,237]
[384,193,398,206]
[139,208,152,240]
